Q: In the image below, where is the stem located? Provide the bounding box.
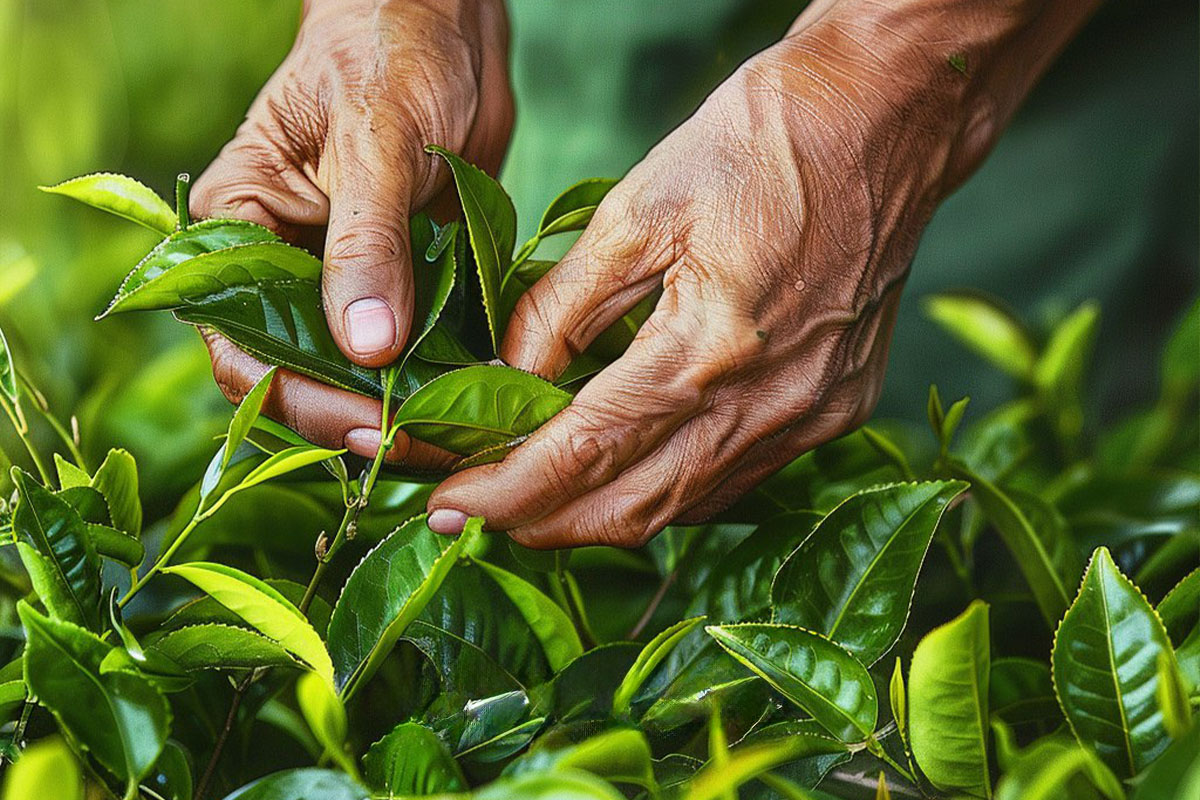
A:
[195,671,254,800]
[2,397,50,484]
[0,699,33,767]
[118,491,231,608]
[17,371,86,471]
[176,173,192,229]
[556,564,598,649]
[868,737,916,784]
[628,569,677,640]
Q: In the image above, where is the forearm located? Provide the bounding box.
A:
[777,0,1101,196]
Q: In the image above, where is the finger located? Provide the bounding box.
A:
[500,191,671,379]
[426,316,714,534]
[202,330,455,470]
[320,120,422,369]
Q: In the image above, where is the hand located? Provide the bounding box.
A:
[193,0,511,463]
[426,0,1097,546]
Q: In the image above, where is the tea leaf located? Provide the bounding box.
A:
[889,657,907,740]
[220,769,369,800]
[772,481,967,664]
[426,145,516,352]
[90,448,142,538]
[163,562,334,686]
[0,326,18,407]
[0,736,82,800]
[706,623,877,742]
[54,453,90,489]
[474,558,583,671]
[684,727,848,800]
[222,367,277,475]
[392,364,571,455]
[148,624,301,672]
[613,616,707,718]
[924,292,1036,380]
[472,770,626,800]
[40,172,177,234]
[408,217,460,360]
[12,468,101,629]
[1129,722,1200,800]
[1052,547,1176,777]
[235,445,346,492]
[363,722,467,796]
[1156,651,1192,739]
[87,523,144,567]
[993,736,1125,800]
[327,515,475,698]
[909,600,991,798]
[512,177,618,266]
[990,657,1059,726]
[18,602,170,785]
[296,672,358,779]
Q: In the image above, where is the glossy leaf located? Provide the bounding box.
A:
[408,217,460,358]
[924,292,1037,379]
[772,481,967,663]
[1053,547,1177,776]
[707,623,877,742]
[1156,651,1192,739]
[427,145,516,351]
[909,600,991,798]
[363,721,467,797]
[41,172,176,234]
[18,602,170,785]
[889,657,907,739]
[297,672,357,778]
[90,447,141,538]
[12,468,101,629]
[1155,565,1199,644]
[223,769,368,800]
[1130,722,1200,800]
[149,624,301,672]
[223,367,276,474]
[163,562,334,685]
[327,515,474,697]
[951,463,1073,625]
[235,445,346,492]
[474,558,583,670]
[0,736,82,800]
[512,177,618,265]
[613,615,706,717]
[392,365,571,455]
[472,770,626,800]
[87,523,144,567]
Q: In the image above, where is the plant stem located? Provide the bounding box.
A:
[628,568,677,640]
[195,670,255,800]
[555,563,598,649]
[1,396,51,484]
[18,371,87,470]
[0,699,33,768]
[175,173,192,229]
[868,737,916,784]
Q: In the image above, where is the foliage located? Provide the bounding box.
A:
[0,152,1195,800]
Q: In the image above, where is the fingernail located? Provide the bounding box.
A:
[428,508,469,535]
[345,298,397,355]
[344,427,382,457]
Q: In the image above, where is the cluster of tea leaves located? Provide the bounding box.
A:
[0,154,1196,800]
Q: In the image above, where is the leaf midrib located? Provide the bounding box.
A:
[22,489,91,625]
[1097,566,1136,774]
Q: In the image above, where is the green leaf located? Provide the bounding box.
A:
[151,741,194,800]
[1053,547,1179,776]
[473,558,583,670]
[0,736,82,800]
[1035,301,1100,394]
[87,523,144,567]
[512,177,618,265]
[392,365,571,455]
[990,657,1059,726]
[890,656,907,740]
[18,602,170,785]
[0,326,18,407]
[1131,722,1200,800]
[223,367,276,475]
[54,453,91,489]
[909,600,992,798]
[1156,651,1192,739]
[994,736,1125,800]
[772,481,967,664]
[613,616,706,718]
[407,216,460,359]
[472,770,626,800]
[90,448,141,538]
[506,728,657,791]
[924,292,1037,379]
[235,445,347,492]
[327,515,473,698]
[12,468,101,629]
[363,721,467,797]
[222,769,369,800]
[0,678,25,720]
[684,727,848,800]
[149,624,301,672]
[950,463,1074,625]
[1156,566,1199,645]
[706,623,877,742]
[426,145,516,351]
[1161,298,1199,402]
[296,672,358,779]
[40,172,177,234]
[163,562,334,685]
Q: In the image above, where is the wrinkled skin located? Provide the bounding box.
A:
[198,0,1098,547]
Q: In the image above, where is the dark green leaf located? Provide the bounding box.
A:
[408,217,460,359]
[1053,547,1177,776]
[707,623,877,742]
[40,172,177,234]
[18,602,170,785]
[908,600,991,798]
[327,515,473,697]
[148,624,301,671]
[392,365,571,455]
[1157,566,1200,644]
[473,558,583,670]
[772,481,967,664]
[363,721,467,797]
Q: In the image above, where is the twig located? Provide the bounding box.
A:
[628,569,677,640]
[195,671,255,800]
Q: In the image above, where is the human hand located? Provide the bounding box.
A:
[425,0,1093,546]
[193,0,511,462]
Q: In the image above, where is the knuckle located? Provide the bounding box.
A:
[324,222,406,273]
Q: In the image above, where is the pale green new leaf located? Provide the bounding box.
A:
[40,172,177,234]
[909,600,991,798]
[613,616,706,718]
[924,292,1037,380]
[223,367,277,474]
[90,448,142,538]
[0,736,82,800]
[0,326,19,406]
[163,562,334,686]
[511,177,618,267]
[684,728,848,800]
[994,736,1124,800]
[707,623,877,742]
[506,728,657,791]
[474,558,583,671]
[297,672,358,779]
[1053,547,1178,777]
[235,445,346,492]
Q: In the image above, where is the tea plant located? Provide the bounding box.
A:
[0,150,1195,800]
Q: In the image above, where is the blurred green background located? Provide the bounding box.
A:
[0,0,1195,511]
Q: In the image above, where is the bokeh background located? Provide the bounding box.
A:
[0,0,1195,512]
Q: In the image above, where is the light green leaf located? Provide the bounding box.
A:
[706,623,876,742]
[40,172,176,234]
[54,453,90,489]
[148,624,301,672]
[1035,301,1100,394]
[235,445,346,492]
[426,145,516,351]
[1156,651,1192,739]
[512,177,618,266]
[327,515,474,698]
[297,672,358,779]
[772,481,968,664]
[684,728,848,800]
[0,326,17,408]
[473,558,583,670]
[472,770,626,800]
[0,679,25,720]
[363,722,467,797]
[1161,299,1199,402]
[0,736,82,800]
[1157,566,1199,645]
[392,365,571,455]
[223,367,277,475]
[506,728,657,791]
[994,736,1125,800]
[909,600,991,798]
[90,448,141,538]
[222,769,369,800]
[890,656,907,741]
[924,292,1037,379]
[163,562,333,685]
[613,616,706,718]
[1130,722,1200,800]
[18,602,170,785]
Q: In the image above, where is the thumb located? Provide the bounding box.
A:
[321,131,422,368]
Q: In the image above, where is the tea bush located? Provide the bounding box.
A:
[0,152,1196,799]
